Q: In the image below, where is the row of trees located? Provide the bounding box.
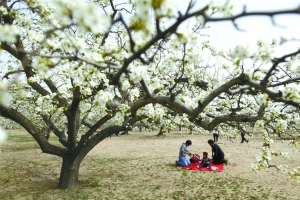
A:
[0,0,300,188]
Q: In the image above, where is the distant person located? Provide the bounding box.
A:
[176,140,193,167]
[198,152,212,169]
[207,139,228,165]
[213,131,219,142]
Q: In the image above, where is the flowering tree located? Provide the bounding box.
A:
[0,0,300,188]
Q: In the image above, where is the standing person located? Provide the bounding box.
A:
[240,130,246,143]
[115,131,119,136]
[213,130,219,142]
[207,139,228,164]
[176,140,193,167]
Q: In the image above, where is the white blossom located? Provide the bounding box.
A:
[121,79,131,91]
[0,82,11,107]
[54,0,110,33]
[209,0,234,17]
[103,37,119,54]
[0,127,7,145]
[114,112,124,126]
[154,105,165,119]
[94,90,112,108]
[275,120,287,133]
[153,0,176,18]
[252,71,265,81]
[251,163,259,172]
[294,117,300,129]
[282,84,300,101]
[128,65,149,84]
[257,94,268,106]
[0,6,8,15]
[144,104,155,118]
[0,24,19,43]
[119,104,130,114]
[280,152,290,159]
[278,165,289,174]
[229,45,250,61]
[253,44,274,62]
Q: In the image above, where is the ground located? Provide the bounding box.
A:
[0,129,299,199]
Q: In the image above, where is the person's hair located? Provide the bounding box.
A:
[203,152,208,156]
[208,139,214,144]
[186,140,192,145]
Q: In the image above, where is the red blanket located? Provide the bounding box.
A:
[182,162,224,172]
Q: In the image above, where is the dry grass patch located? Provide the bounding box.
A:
[0,129,299,199]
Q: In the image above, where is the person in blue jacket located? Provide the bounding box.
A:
[176,140,193,167]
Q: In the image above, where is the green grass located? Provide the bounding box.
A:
[7,132,60,142]
[1,130,297,200]
[8,134,34,142]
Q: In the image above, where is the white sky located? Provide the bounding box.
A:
[175,0,300,56]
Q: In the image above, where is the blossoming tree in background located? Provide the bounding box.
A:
[0,0,300,188]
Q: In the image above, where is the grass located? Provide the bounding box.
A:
[7,131,60,143]
[0,129,298,200]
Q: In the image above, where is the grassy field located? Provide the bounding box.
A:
[0,129,299,200]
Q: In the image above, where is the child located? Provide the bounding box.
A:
[198,152,212,169]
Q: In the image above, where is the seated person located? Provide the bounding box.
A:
[176,140,192,167]
[198,152,212,169]
[208,139,228,164]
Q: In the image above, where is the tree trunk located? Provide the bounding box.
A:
[156,127,164,136]
[58,156,81,189]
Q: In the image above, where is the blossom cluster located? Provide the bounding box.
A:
[0,126,7,146]
[0,24,19,43]
[53,0,110,33]
[130,0,176,36]
[208,0,234,17]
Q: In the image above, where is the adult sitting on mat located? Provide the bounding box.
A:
[176,140,193,167]
[207,139,228,165]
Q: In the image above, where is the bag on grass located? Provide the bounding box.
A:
[190,154,200,163]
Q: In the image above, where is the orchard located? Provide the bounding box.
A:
[0,0,299,189]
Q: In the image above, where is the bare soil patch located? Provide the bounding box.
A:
[0,129,299,199]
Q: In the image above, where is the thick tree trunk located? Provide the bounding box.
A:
[156,127,164,136]
[58,156,81,189]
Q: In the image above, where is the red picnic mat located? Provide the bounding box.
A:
[182,162,224,172]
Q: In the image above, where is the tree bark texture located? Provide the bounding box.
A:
[58,156,81,189]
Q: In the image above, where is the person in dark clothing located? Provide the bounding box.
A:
[208,139,228,164]
[213,131,219,142]
[240,131,246,143]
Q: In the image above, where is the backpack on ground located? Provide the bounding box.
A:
[190,154,200,163]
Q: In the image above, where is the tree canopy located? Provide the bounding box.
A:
[0,0,300,188]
